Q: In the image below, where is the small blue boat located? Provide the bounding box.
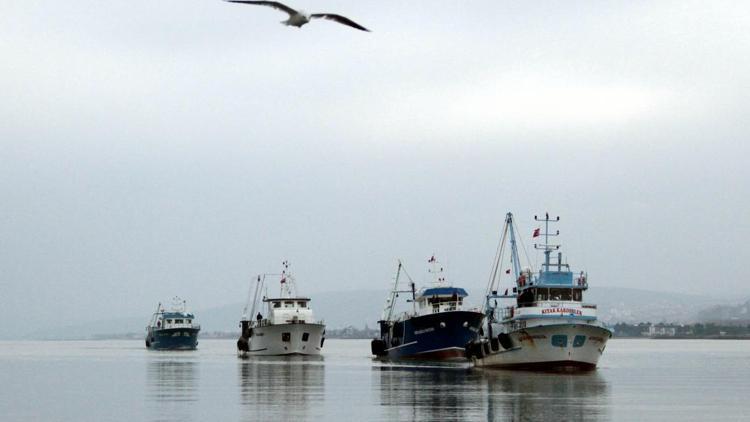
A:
[145,297,200,350]
[371,258,484,361]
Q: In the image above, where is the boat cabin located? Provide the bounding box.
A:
[415,287,468,314]
[150,310,198,330]
[516,267,588,307]
[159,312,196,329]
[257,297,316,325]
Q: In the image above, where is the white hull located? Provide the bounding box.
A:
[473,323,611,370]
[240,323,325,356]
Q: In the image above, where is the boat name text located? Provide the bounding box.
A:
[541,308,583,316]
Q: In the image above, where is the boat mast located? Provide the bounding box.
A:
[427,255,446,287]
[507,213,522,280]
[280,260,293,298]
[486,215,509,298]
[382,260,419,321]
[534,212,560,271]
[245,274,263,320]
[382,261,403,322]
[151,302,162,326]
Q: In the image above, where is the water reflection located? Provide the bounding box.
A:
[238,356,325,421]
[376,365,609,421]
[146,357,198,422]
[481,370,609,421]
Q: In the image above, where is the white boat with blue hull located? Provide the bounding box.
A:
[145,298,200,350]
[372,258,485,361]
[237,262,325,357]
[468,213,611,371]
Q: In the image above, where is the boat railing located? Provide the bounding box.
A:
[429,300,464,313]
[252,318,325,327]
[252,319,271,328]
[161,323,200,330]
[517,301,587,308]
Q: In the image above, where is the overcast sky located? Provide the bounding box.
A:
[1,1,749,337]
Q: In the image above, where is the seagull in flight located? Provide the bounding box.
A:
[225,1,370,32]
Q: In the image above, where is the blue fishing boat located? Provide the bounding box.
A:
[145,297,200,350]
[371,257,484,361]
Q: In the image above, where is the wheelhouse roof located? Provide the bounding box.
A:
[264,297,311,301]
[160,312,194,318]
[417,287,469,298]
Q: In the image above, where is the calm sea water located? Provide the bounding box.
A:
[0,339,748,421]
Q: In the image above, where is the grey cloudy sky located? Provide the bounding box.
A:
[1,1,749,336]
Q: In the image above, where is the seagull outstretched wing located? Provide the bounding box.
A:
[310,13,370,32]
[225,1,298,17]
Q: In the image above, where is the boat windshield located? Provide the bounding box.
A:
[518,287,583,306]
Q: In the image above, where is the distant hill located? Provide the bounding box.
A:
[695,300,750,324]
[25,290,390,340]
[586,287,728,324]
[21,287,745,340]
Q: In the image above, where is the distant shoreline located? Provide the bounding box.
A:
[10,335,750,341]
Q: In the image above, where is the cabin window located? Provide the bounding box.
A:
[549,288,572,301]
[297,301,307,308]
[536,288,548,301]
[175,319,183,324]
[551,335,568,347]
[429,296,465,306]
[572,289,582,301]
[517,289,535,306]
[573,335,586,347]
[166,319,172,324]
[284,301,294,307]
[186,319,191,324]
[273,302,281,308]
[282,332,291,342]
[302,333,309,342]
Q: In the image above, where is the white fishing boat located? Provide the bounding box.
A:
[468,213,612,371]
[237,261,325,356]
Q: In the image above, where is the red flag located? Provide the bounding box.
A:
[532,228,541,238]
[505,269,511,274]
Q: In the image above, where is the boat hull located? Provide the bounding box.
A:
[146,327,200,350]
[238,323,325,356]
[376,311,484,361]
[472,323,611,371]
